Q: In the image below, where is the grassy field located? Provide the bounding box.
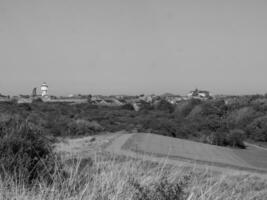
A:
[1,132,267,200]
[1,154,267,200]
[122,133,267,172]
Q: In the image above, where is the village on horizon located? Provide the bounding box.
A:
[0,82,266,111]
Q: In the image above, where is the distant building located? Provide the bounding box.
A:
[32,88,37,97]
[41,82,48,97]
[187,89,212,100]
[165,96,183,104]
[0,93,10,102]
[138,95,155,103]
[17,98,32,104]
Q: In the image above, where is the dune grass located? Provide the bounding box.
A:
[0,152,266,200]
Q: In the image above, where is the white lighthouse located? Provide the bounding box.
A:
[41,82,48,97]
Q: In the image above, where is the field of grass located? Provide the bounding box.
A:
[122,133,267,172]
[1,153,267,200]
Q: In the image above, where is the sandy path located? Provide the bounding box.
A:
[105,133,133,154]
[55,133,121,159]
[105,133,267,178]
[244,142,267,151]
[125,133,261,169]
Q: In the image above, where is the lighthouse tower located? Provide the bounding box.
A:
[41,82,48,97]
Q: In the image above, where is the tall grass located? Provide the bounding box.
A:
[0,154,266,200]
[0,118,63,185]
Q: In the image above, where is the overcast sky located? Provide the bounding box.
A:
[1,0,267,96]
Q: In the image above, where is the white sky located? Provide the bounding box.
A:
[1,0,267,95]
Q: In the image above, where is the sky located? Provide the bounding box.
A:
[1,0,267,96]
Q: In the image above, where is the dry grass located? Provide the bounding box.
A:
[0,152,266,200]
[54,133,120,159]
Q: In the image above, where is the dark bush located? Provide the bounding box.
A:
[130,176,188,200]
[227,129,246,148]
[139,100,154,111]
[121,103,135,110]
[67,119,104,136]
[155,100,175,113]
[32,97,43,103]
[175,99,202,117]
[207,131,228,146]
[0,118,61,184]
[207,129,245,148]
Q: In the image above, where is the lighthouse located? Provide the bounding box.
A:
[41,82,48,97]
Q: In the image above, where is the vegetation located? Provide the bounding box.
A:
[0,155,266,200]
[1,95,267,149]
[1,97,267,199]
[0,118,63,185]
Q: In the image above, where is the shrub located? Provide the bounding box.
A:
[138,100,154,111]
[67,119,104,136]
[226,107,259,128]
[32,97,43,103]
[175,99,202,117]
[130,176,188,200]
[227,129,245,148]
[207,131,228,146]
[207,129,245,148]
[0,118,61,185]
[155,100,175,113]
[44,115,69,136]
[121,103,135,110]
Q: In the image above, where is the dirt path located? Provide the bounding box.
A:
[105,133,133,154]
[105,133,267,178]
[244,142,267,151]
[55,133,121,159]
